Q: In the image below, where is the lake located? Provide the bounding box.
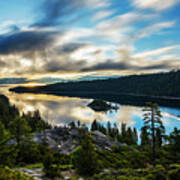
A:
[1,85,180,136]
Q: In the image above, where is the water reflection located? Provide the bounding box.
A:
[1,86,180,134]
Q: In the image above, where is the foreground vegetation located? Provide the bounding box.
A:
[0,94,180,179]
[0,167,34,180]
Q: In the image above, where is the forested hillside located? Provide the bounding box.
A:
[10,70,180,108]
[11,70,180,97]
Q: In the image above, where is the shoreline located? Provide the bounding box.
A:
[9,88,180,108]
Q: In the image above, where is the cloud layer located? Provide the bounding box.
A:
[131,0,180,10]
[0,0,179,77]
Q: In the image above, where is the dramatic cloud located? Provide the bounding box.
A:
[32,0,110,27]
[44,59,87,72]
[83,45,180,72]
[93,10,115,21]
[131,0,180,10]
[92,11,157,44]
[133,45,180,59]
[55,42,88,55]
[0,60,6,67]
[0,0,179,77]
[133,21,175,40]
[82,61,131,71]
[82,58,173,72]
[0,30,61,55]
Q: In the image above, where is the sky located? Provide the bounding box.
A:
[0,0,180,81]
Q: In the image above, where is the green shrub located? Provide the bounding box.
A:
[59,164,72,171]
[168,168,180,180]
[72,134,99,176]
[146,173,167,180]
[53,151,72,165]
[18,141,42,164]
[144,165,167,180]
[43,153,62,178]
[23,163,43,169]
[117,176,146,180]
[44,164,62,178]
[0,167,34,180]
[102,175,115,180]
[169,163,180,170]
[117,176,130,180]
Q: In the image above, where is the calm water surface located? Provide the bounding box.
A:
[1,85,180,135]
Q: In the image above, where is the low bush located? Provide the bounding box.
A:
[168,168,180,180]
[72,134,100,176]
[43,154,62,178]
[0,167,34,180]
[59,164,72,171]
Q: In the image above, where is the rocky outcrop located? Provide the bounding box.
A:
[15,168,43,180]
[33,127,125,154]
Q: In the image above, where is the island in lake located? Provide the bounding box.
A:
[87,99,119,112]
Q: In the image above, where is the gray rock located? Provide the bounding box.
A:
[64,176,71,180]
[15,168,43,180]
[33,128,126,154]
[92,130,107,138]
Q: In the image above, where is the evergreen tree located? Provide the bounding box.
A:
[121,123,127,138]
[0,95,19,128]
[91,119,98,131]
[77,120,81,128]
[112,123,119,138]
[72,134,99,175]
[126,127,136,145]
[9,116,31,147]
[0,121,7,141]
[142,102,164,167]
[69,121,76,129]
[107,121,112,135]
[25,110,51,132]
[43,153,62,178]
[140,126,150,147]
[156,126,165,148]
[120,123,127,143]
[169,127,180,155]
[133,127,138,145]
[0,121,16,167]
[98,124,107,135]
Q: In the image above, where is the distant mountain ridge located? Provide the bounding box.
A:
[0,78,27,84]
[10,70,180,108]
[31,75,120,84]
[0,75,120,85]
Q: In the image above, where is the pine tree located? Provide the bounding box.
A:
[142,102,164,167]
[111,123,119,139]
[69,121,76,129]
[0,121,16,166]
[140,126,150,147]
[91,119,98,131]
[43,153,62,178]
[98,124,107,135]
[156,125,165,148]
[133,127,138,145]
[9,116,31,147]
[72,134,99,175]
[120,123,127,143]
[126,127,136,145]
[77,120,81,128]
[169,127,180,156]
[107,121,112,135]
